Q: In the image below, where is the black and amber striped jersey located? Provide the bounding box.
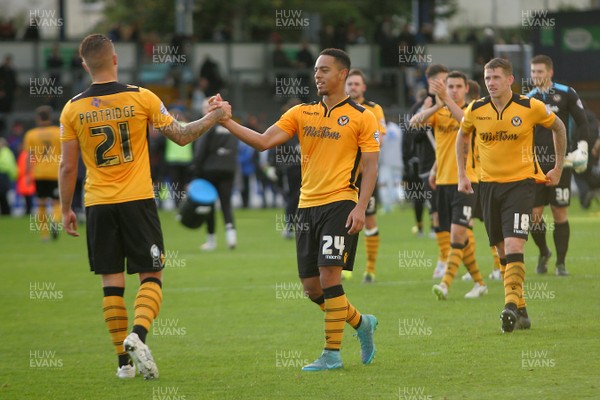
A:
[425,104,477,184]
[275,97,380,208]
[361,100,386,135]
[23,125,62,180]
[60,81,174,206]
[461,93,556,183]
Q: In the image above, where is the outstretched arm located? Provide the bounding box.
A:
[221,119,292,152]
[207,94,292,151]
[157,107,230,146]
[409,96,441,129]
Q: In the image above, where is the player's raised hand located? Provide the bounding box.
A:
[63,209,79,237]
[545,167,562,186]
[429,79,445,96]
[429,80,447,105]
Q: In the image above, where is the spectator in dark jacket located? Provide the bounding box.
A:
[194,104,239,250]
[0,55,17,113]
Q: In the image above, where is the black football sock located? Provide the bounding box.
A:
[553,221,570,265]
[530,219,549,256]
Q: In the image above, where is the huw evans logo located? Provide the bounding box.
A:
[153,46,187,64]
[275,77,309,97]
[522,10,555,28]
[399,46,432,64]
[275,10,309,29]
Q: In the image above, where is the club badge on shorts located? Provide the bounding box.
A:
[151,244,165,269]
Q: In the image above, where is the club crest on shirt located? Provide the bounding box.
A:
[511,116,522,127]
[552,94,561,102]
[338,115,349,126]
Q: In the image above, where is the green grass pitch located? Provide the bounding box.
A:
[1,203,599,399]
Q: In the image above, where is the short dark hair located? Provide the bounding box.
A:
[319,48,351,71]
[531,54,553,70]
[79,34,114,71]
[467,79,481,100]
[447,70,468,86]
[425,64,449,79]
[348,68,366,82]
[484,58,513,76]
[35,105,53,122]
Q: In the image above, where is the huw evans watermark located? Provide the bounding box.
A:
[523,282,556,300]
[275,214,310,233]
[522,10,555,28]
[29,9,63,28]
[398,250,433,269]
[275,77,310,98]
[275,350,309,368]
[152,386,187,400]
[30,350,63,368]
[399,46,432,64]
[152,45,187,65]
[30,77,63,97]
[152,318,187,337]
[275,10,309,29]
[521,350,556,368]
[275,282,307,300]
[163,250,187,269]
[398,318,432,336]
[30,282,63,301]
[398,386,433,400]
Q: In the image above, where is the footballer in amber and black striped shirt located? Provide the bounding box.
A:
[217,48,380,371]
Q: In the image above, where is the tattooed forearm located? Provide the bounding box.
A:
[158,109,224,146]
[455,128,471,177]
